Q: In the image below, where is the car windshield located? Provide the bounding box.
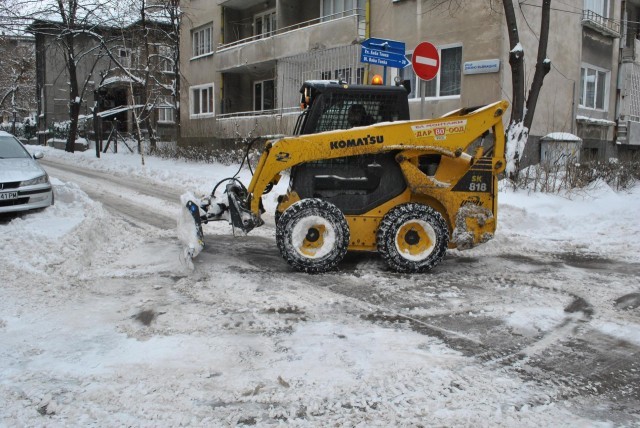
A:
[0,135,31,159]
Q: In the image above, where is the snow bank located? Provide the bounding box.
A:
[487,180,640,262]
[1,177,150,279]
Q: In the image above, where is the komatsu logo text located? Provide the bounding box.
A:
[330,135,384,150]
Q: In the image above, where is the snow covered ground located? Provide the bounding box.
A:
[1,147,639,426]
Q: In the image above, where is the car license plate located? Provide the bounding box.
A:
[0,191,19,200]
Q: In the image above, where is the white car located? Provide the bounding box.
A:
[0,131,54,214]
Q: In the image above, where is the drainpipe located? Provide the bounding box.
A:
[364,0,371,84]
[365,0,370,40]
[571,80,575,134]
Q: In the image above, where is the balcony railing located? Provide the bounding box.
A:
[218,8,364,52]
[582,10,620,38]
[216,106,300,119]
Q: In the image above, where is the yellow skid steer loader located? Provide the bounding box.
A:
[182,80,508,273]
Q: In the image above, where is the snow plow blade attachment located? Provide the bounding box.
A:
[177,185,264,264]
[177,192,206,262]
[225,183,264,234]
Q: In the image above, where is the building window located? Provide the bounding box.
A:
[356,67,365,84]
[254,79,275,111]
[191,84,214,117]
[319,68,362,84]
[322,0,365,19]
[158,45,174,73]
[118,47,132,68]
[157,96,174,123]
[334,68,351,83]
[255,9,276,38]
[401,45,462,99]
[579,65,609,110]
[584,0,608,17]
[192,24,213,58]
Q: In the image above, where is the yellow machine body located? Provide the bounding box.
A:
[246,100,509,253]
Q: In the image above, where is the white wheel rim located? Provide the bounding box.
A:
[291,215,336,259]
[394,219,437,261]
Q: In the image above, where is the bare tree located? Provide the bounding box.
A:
[502,0,552,177]
[9,0,119,152]
[161,0,181,137]
[0,35,36,131]
[100,0,179,158]
[522,0,551,133]
[3,0,180,157]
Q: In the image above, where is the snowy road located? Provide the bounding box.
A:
[41,160,181,230]
[1,150,639,426]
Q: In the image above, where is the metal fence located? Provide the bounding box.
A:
[277,44,364,112]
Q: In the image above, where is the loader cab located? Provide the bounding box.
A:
[288,81,411,216]
[293,80,410,135]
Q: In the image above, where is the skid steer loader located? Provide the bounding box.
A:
[181,80,508,273]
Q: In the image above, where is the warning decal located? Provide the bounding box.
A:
[412,119,467,140]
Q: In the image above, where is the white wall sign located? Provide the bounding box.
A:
[463,59,500,75]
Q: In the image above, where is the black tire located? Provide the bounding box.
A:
[377,203,449,273]
[276,198,350,273]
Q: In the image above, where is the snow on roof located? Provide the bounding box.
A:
[99,75,144,88]
[541,132,582,142]
[97,104,145,118]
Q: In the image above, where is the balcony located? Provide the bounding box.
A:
[582,10,620,38]
[215,9,365,72]
[621,37,640,63]
[217,0,264,8]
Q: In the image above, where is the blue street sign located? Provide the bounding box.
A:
[361,38,405,55]
[360,47,410,69]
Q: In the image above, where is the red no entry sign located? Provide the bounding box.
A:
[412,42,440,81]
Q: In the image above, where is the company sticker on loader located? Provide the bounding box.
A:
[412,119,467,140]
[452,169,493,193]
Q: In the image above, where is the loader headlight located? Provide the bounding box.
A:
[21,174,49,186]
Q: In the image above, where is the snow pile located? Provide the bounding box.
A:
[486,180,640,262]
[1,178,152,281]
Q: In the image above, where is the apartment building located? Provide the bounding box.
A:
[181,1,637,160]
[30,18,177,143]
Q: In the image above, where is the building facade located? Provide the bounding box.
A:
[30,18,177,144]
[180,0,638,161]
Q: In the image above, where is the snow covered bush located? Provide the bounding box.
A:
[515,155,639,193]
[0,118,35,139]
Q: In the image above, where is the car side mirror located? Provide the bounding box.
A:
[33,151,44,160]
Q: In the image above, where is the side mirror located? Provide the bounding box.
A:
[33,151,44,160]
[401,79,411,95]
